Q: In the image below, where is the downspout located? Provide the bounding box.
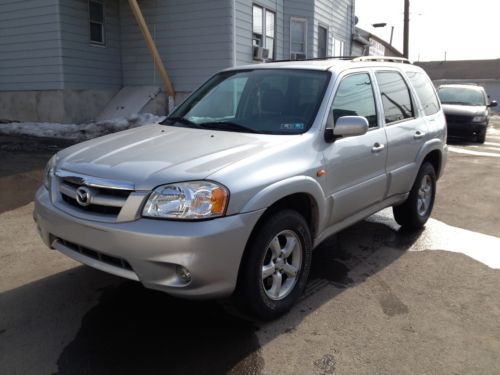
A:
[348,0,356,57]
[128,0,175,112]
[350,0,355,56]
[232,0,236,66]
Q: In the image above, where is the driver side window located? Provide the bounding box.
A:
[328,73,378,128]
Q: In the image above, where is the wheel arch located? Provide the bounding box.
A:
[235,186,323,293]
[421,149,442,179]
[239,176,327,237]
[417,140,445,180]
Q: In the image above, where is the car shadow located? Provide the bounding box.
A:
[446,137,480,146]
[1,213,425,374]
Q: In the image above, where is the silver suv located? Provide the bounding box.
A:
[35,57,447,320]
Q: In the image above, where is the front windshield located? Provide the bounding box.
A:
[437,87,486,106]
[162,69,331,134]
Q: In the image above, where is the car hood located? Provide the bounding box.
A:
[56,124,295,190]
[442,104,487,117]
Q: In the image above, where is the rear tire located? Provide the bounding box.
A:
[234,210,312,320]
[393,162,436,230]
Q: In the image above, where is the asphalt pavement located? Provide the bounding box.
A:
[1,120,499,374]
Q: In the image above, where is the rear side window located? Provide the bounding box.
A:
[331,73,378,128]
[376,71,414,124]
[406,71,440,116]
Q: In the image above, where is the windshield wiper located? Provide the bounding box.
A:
[197,121,260,133]
[160,116,201,128]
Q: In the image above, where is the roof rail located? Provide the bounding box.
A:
[439,83,479,86]
[353,56,412,64]
[272,56,356,63]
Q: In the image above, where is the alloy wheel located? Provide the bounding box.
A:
[261,230,303,300]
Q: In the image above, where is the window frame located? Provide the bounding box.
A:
[332,36,345,57]
[405,70,441,117]
[89,0,106,46]
[252,4,276,60]
[317,24,328,58]
[329,71,380,130]
[290,17,308,59]
[374,70,416,126]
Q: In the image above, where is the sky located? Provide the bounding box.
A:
[355,0,500,61]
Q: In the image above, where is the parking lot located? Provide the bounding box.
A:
[1,118,500,375]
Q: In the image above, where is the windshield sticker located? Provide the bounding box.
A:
[280,123,305,131]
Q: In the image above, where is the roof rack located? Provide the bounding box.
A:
[272,56,357,63]
[439,83,479,86]
[353,56,412,64]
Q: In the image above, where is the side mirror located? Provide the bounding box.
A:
[324,116,369,142]
[489,100,498,108]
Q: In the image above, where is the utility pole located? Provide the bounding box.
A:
[403,0,410,58]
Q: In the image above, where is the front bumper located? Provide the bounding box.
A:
[446,121,487,139]
[34,187,264,299]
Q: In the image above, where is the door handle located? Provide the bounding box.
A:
[371,143,385,153]
[414,130,426,139]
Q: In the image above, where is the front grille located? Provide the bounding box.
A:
[445,114,473,124]
[62,179,130,198]
[55,237,133,271]
[56,172,133,218]
[62,194,122,215]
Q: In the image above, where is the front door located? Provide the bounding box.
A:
[323,72,388,224]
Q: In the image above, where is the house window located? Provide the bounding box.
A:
[265,10,275,59]
[253,5,276,60]
[318,26,328,58]
[332,37,345,57]
[291,18,307,59]
[89,0,105,45]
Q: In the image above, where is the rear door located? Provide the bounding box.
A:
[323,71,388,224]
[374,70,429,197]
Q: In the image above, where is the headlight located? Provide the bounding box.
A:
[142,181,229,220]
[472,115,486,122]
[43,155,57,190]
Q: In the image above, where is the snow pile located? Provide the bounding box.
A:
[0,113,165,142]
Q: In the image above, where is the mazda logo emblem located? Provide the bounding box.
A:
[76,186,92,206]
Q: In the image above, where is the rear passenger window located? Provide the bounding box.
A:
[406,71,440,116]
[376,72,414,124]
[331,73,378,128]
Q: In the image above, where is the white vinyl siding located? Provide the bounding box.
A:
[314,0,353,58]
[59,0,122,89]
[120,0,233,92]
[0,0,63,90]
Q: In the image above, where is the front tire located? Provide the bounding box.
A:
[234,210,312,320]
[477,128,486,143]
[393,162,436,230]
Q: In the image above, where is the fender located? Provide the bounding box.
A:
[391,139,444,195]
[240,175,329,232]
[416,138,445,174]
